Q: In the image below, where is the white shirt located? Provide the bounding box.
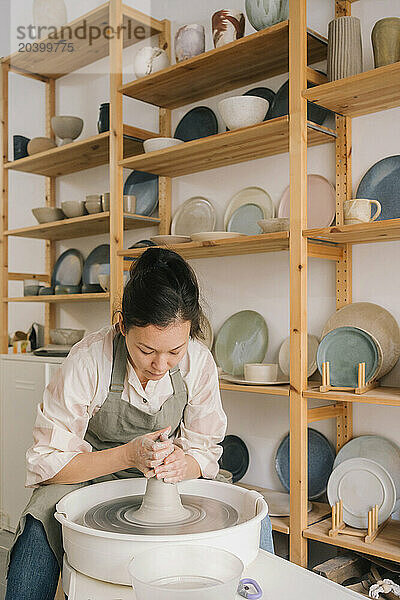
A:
[26,326,227,487]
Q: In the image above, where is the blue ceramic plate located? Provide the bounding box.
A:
[275,428,336,500]
[174,107,218,142]
[267,78,331,126]
[317,326,379,388]
[83,244,110,288]
[52,249,84,288]
[218,435,249,483]
[227,203,264,235]
[214,310,268,376]
[356,155,400,221]
[123,171,159,216]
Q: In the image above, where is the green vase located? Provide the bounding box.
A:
[372,17,400,68]
[245,0,289,31]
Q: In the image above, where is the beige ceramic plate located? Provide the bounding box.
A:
[220,373,289,385]
[171,197,216,236]
[191,231,245,242]
[278,334,319,378]
[224,186,274,231]
[150,235,192,245]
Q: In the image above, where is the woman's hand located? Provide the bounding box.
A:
[125,427,174,478]
[153,445,189,483]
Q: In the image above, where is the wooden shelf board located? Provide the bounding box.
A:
[120,22,327,108]
[4,212,160,241]
[120,118,336,178]
[3,293,109,303]
[304,518,400,563]
[4,3,164,79]
[304,219,400,245]
[305,385,400,407]
[220,380,290,396]
[5,126,156,177]
[303,62,400,117]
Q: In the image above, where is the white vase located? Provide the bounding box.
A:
[33,0,67,39]
[134,47,170,79]
[245,0,289,31]
[175,24,205,62]
[327,16,363,81]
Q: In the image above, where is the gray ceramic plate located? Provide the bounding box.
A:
[356,155,400,220]
[317,326,379,388]
[83,244,110,286]
[171,197,216,236]
[227,203,265,235]
[214,310,268,376]
[52,249,84,287]
[123,171,159,216]
[275,428,336,500]
[224,187,274,231]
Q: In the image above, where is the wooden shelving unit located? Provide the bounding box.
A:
[120,118,336,177]
[303,62,400,118]
[220,381,290,397]
[4,293,109,303]
[305,219,400,245]
[305,385,400,407]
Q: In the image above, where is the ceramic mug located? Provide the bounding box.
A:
[344,199,382,225]
[244,363,278,382]
[212,9,245,48]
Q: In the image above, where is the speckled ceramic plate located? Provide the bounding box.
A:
[356,155,400,221]
[214,310,268,376]
[123,171,159,216]
[278,334,319,378]
[224,187,274,233]
[171,197,216,236]
[220,373,289,385]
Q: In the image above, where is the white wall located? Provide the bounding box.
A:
[2,0,400,491]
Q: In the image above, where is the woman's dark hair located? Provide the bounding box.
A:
[121,248,205,339]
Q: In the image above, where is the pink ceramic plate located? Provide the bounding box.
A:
[277,174,336,229]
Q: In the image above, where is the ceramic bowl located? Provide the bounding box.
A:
[85,197,103,214]
[258,218,289,233]
[51,116,84,145]
[123,195,136,213]
[244,363,278,382]
[61,201,86,218]
[32,207,65,224]
[50,328,85,345]
[27,137,57,155]
[218,96,269,130]
[143,137,184,153]
[24,280,41,296]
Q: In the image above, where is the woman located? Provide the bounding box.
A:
[6,247,273,600]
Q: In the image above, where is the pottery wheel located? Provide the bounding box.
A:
[83,495,239,535]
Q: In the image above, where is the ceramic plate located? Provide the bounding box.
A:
[244,87,276,121]
[150,235,191,245]
[317,326,380,388]
[123,171,159,216]
[356,155,400,221]
[275,428,336,500]
[52,249,84,287]
[191,231,244,242]
[171,197,216,236]
[214,310,268,377]
[227,204,266,235]
[224,187,274,232]
[174,107,218,142]
[278,175,336,229]
[278,334,319,378]
[83,244,110,287]
[260,490,312,517]
[218,435,249,483]
[220,373,289,385]
[267,78,331,125]
[334,435,400,497]
[327,458,396,529]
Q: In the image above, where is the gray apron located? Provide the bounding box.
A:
[8,332,188,569]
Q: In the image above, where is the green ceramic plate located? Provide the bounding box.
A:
[214,310,268,376]
[317,326,379,388]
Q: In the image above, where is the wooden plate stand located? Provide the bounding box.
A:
[329,500,390,544]
[320,361,379,395]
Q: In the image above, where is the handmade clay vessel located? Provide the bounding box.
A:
[13,135,30,160]
[33,0,67,39]
[134,47,170,79]
[134,477,191,524]
[372,17,400,68]
[245,0,288,31]
[27,137,56,155]
[344,199,381,225]
[212,9,245,48]
[327,16,363,81]
[51,116,83,145]
[175,24,205,62]
[97,103,109,134]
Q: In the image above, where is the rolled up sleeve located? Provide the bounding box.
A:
[26,350,98,487]
[175,351,227,479]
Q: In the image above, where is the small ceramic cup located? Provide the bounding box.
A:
[244,363,278,382]
[101,192,110,212]
[123,195,136,213]
[85,194,102,214]
[344,199,382,225]
[212,9,245,48]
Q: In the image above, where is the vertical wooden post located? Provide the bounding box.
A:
[158,20,172,235]
[0,61,9,353]
[109,0,124,322]
[289,0,308,567]
[335,0,353,451]
[45,78,56,345]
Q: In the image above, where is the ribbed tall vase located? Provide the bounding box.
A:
[327,16,363,81]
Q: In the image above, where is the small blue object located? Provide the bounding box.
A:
[238,578,263,599]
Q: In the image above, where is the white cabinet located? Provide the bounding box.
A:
[0,356,63,531]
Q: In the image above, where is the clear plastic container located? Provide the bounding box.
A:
[129,545,244,600]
